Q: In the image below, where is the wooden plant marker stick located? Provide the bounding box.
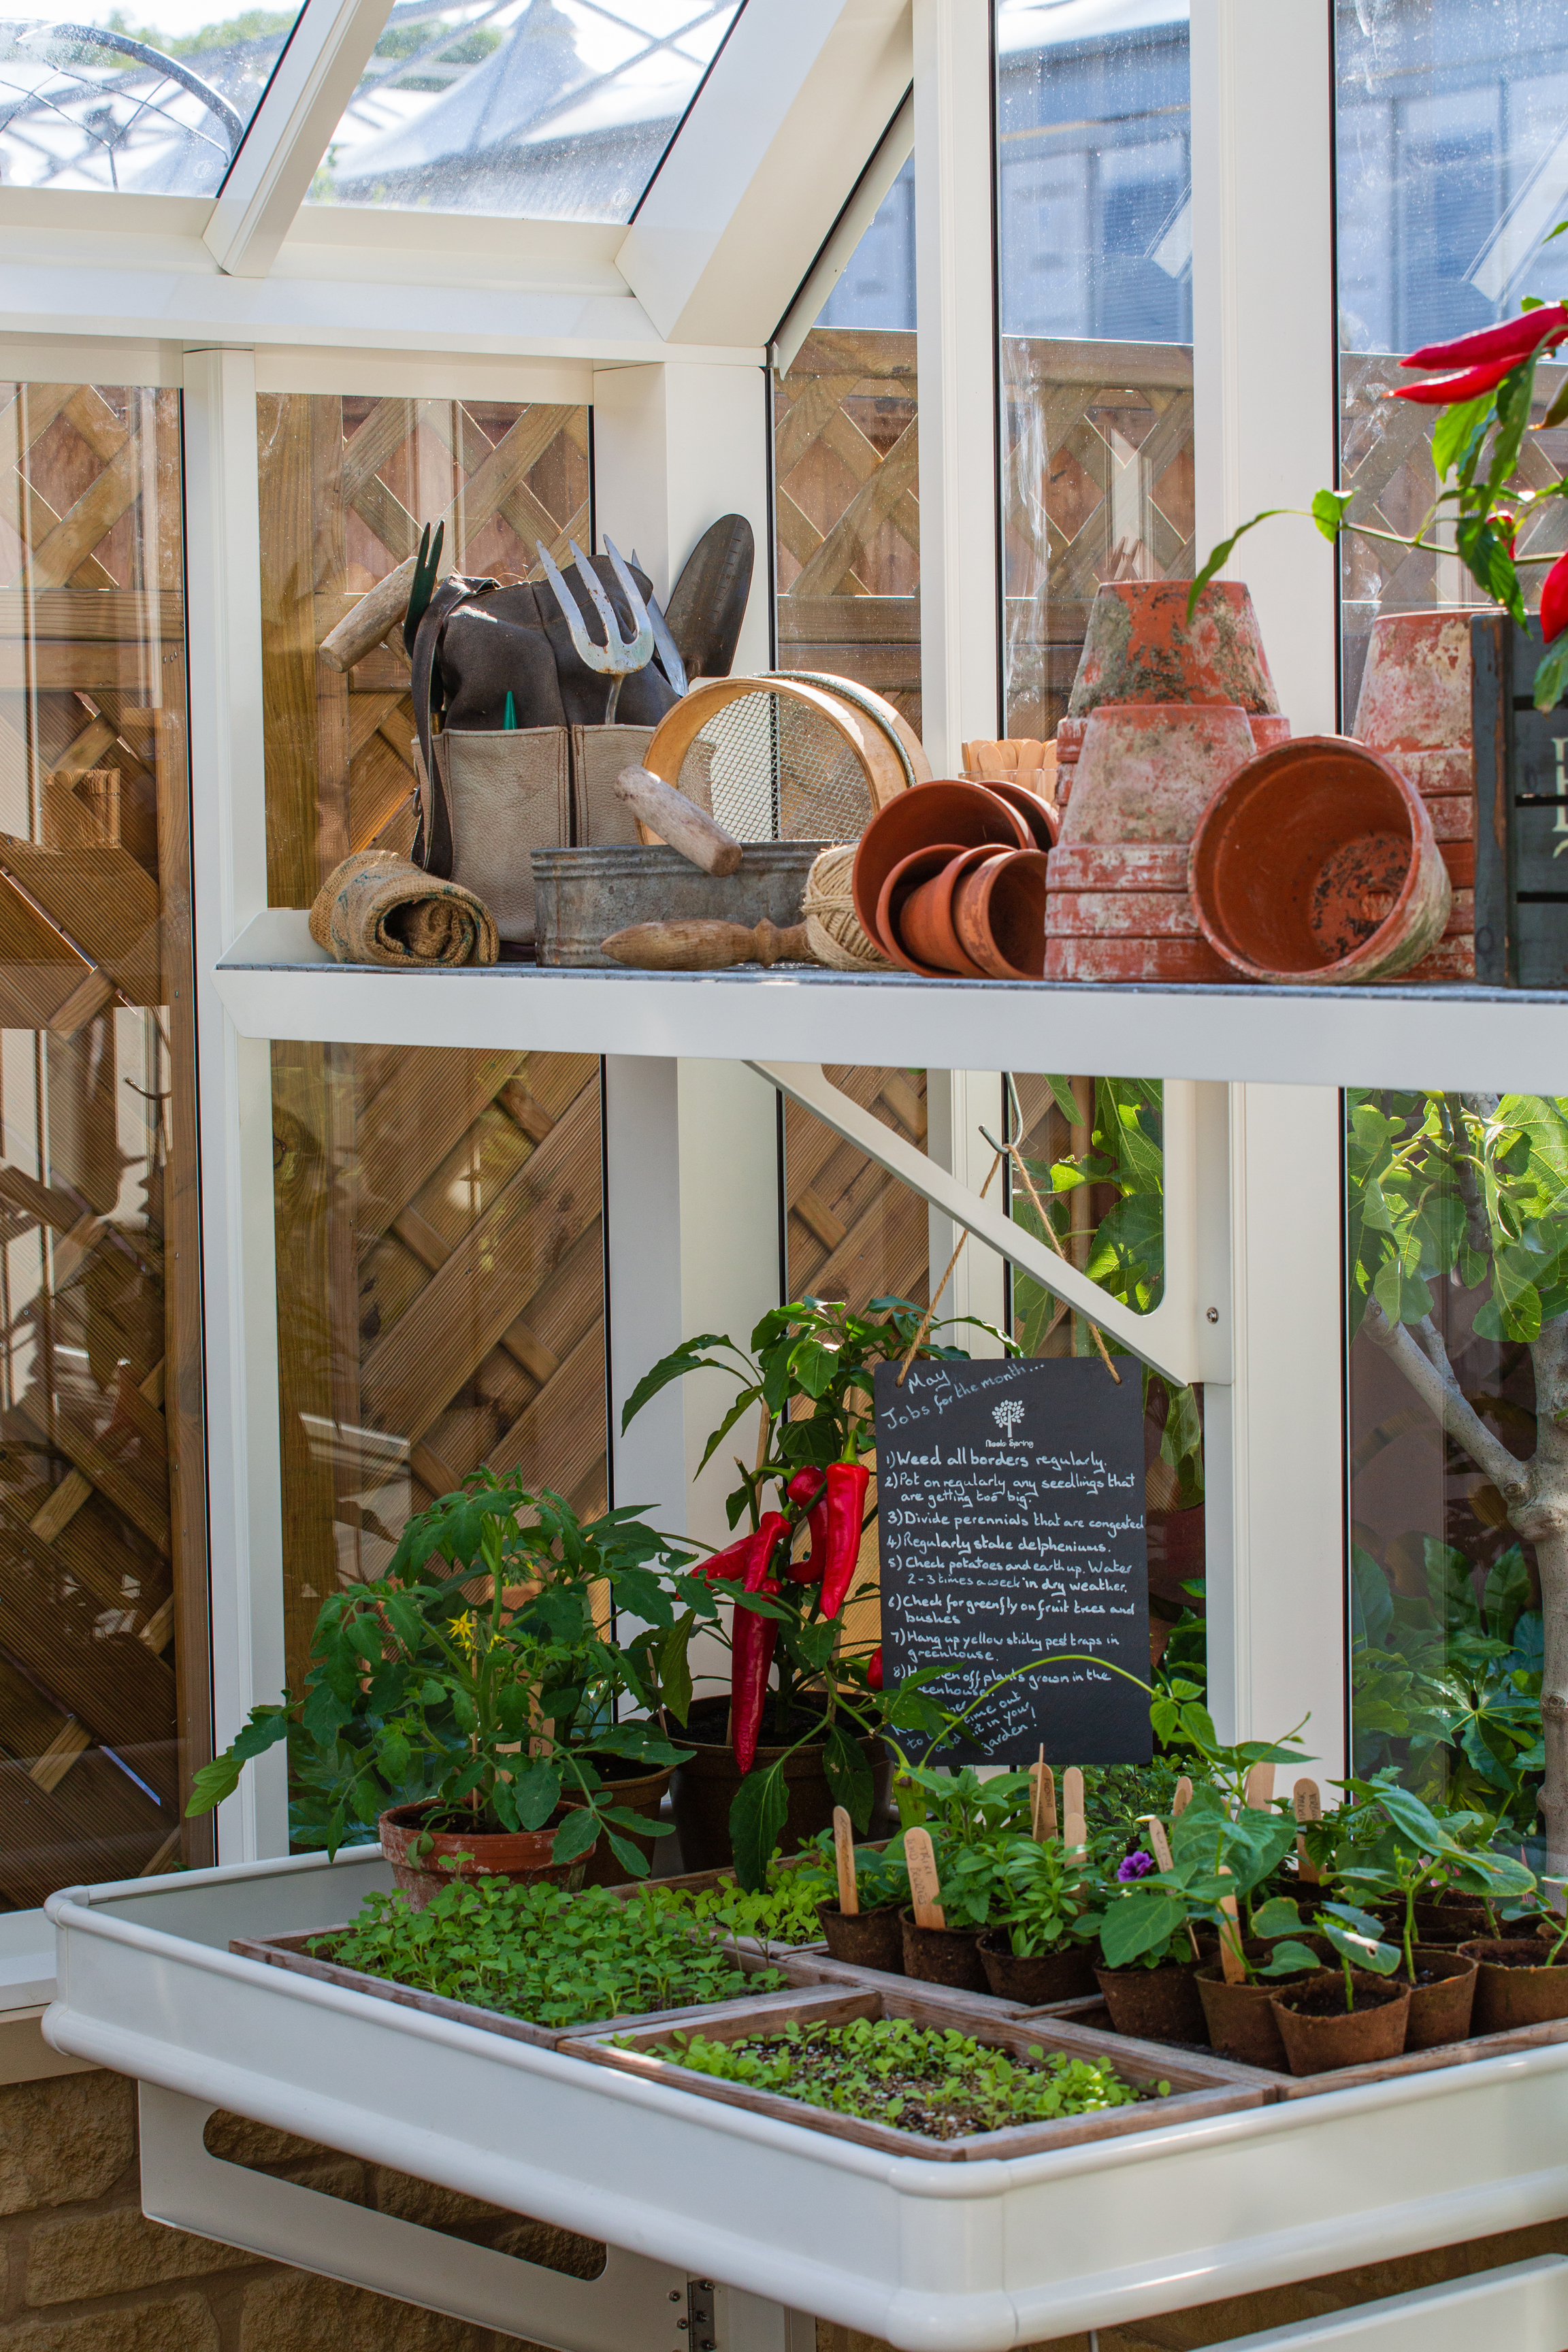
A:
[1172,1776,1194,1818]
[1031,1751,1056,1842]
[1062,1766,1086,1857]
[904,1827,945,1929]
[832,1806,858,1916]
[1218,1865,1246,1984]
[1294,1778,1322,1883]
[1141,1815,1198,1959]
[1243,1761,1276,1810]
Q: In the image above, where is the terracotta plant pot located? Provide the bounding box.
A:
[977,1930,1096,2006]
[1398,1945,1479,2051]
[852,781,1030,958]
[877,843,979,975]
[899,1909,990,1993]
[1353,608,1476,757]
[980,779,1060,850]
[668,1698,886,1872]
[1458,1938,1568,2033]
[1269,1969,1411,2075]
[817,1899,905,1974]
[578,1762,678,1889]
[1092,1957,1209,2045]
[378,1798,592,1912]
[1066,581,1283,721]
[1056,706,1289,787]
[951,849,1049,979]
[1188,736,1452,984]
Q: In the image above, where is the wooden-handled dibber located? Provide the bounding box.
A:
[602,917,810,971]
[613,764,742,876]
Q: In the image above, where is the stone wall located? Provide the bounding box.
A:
[4,2062,1567,2352]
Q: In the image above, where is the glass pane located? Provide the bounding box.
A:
[0,380,206,1906]
[257,392,589,907]
[0,0,304,195]
[1337,1,1568,712]
[1009,1075,1203,1685]
[1345,1090,1546,1872]
[996,1,1195,738]
[272,1044,607,1734]
[309,0,739,223]
[817,155,915,333]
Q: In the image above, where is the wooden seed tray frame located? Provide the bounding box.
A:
[561,1984,1271,2163]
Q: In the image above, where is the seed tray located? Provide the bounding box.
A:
[560,1982,1272,2162]
[229,1923,811,2048]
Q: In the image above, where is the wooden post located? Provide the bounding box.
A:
[1294,1777,1322,1883]
[1218,1865,1246,1984]
[904,1826,945,1928]
[832,1804,858,1916]
[1030,1748,1056,1841]
[1062,1765,1086,1856]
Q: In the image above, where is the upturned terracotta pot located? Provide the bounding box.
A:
[1092,1957,1209,2044]
[1066,582,1283,721]
[1188,736,1452,984]
[889,843,997,977]
[1056,708,1289,781]
[1352,609,1477,753]
[1399,1945,1479,2050]
[1459,1938,1568,2032]
[852,781,1030,958]
[378,1798,593,1912]
[816,1900,906,1973]
[1269,1969,1411,2075]
[669,1697,887,1872]
[951,848,1049,979]
[977,1931,1096,2005]
[900,1910,990,1993]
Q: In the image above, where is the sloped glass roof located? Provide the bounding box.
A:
[0,0,305,193]
[307,0,738,222]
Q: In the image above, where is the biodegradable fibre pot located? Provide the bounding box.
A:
[853,781,1030,958]
[1045,702,1256,983]
[1458,1938,1568,2033]
[1194,1955,1320,2071]
[1188,736,1452,985]
[884,843,994,977]
[900,1909,990,1993]
[668,1699,887,1872]
[1066,581,1282,721]
[1414,1893,1494,1944]
[1269,1969,1411,2076]
[1399,1945,1479,2051]
[378,1799,592,1912]
[951,849,1049,979]
[577,1762,677,1889]
[817,1899,906,1974]
[1092,1957,1209,2045]
[977,1931,1096,2006]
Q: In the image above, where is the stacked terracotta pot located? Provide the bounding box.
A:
[1054,580,1288,806]
[1350,611,1477,979]
[851,780,1057,979]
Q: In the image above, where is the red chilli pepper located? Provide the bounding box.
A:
[699,1531,756,1586]
[818,1460,872,1620]
[1401,305,1568,372]
[1543,550,1568,646]
[1390,353,1539,406]
[785,1467,827,1584]
[866,1646,883,1691]
[732,1512,788,1774]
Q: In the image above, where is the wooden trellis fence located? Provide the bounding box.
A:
[0,380,205,1905]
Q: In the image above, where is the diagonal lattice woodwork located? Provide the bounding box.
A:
[0,380,206,1905]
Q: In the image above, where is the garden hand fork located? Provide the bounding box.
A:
[536,536,653,723]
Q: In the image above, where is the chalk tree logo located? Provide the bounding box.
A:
[992,1398,1026,1437]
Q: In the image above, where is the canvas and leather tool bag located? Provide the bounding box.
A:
[408,557,678,943]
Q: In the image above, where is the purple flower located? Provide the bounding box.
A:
[1117,1849,1157,1882]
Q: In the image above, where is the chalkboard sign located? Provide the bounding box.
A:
[873,1355,1151,1765]
[1473,612,1568,986]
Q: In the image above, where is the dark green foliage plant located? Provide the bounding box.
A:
[1089,1784,1316,1978]
[628,2015,1161,2138]
[318,1878,781,2029]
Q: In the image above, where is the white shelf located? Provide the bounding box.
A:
[44,1853,1568,2352]
[216,913,1568,1092]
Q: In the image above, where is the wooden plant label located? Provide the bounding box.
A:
[1294,1778,1322,1884]
[1243,1761,1276,1810]
[904,1827,945,1929]
[832,1806,858,1915]
[1217,1866,1245,1984]
[1172,1776,1194,1817]
[1031,1754,1057,1842]
[1062,1765,1086,1854]
[1139,1814,1174,1874]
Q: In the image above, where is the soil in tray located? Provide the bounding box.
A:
[625,2014,1169,2142]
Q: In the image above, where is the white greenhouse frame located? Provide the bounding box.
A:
[6,3,1568,2343]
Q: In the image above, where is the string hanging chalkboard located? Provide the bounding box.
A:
[873,1355,1151,1765]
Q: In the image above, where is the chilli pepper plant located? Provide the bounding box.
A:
[186,1469,717,1875]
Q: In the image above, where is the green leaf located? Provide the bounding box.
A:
[728,1763,789,1893]
[510,1760,562,1831]
[1483,1544,1531,1647]
[659,1615,693,1726]
[183,1705,291,1817]
[604,1830,651,1878]
[1099,1887,1181,1968]
[823,1721,874,1833]
[1043,1074,1081,1126]
[620,1335,742,1434]
[1250,1895,1307,1940]
[1432,390,1495,480]
[1541,377,1568,431]
[1310,487,1354,541]
[550,1805,602,1865]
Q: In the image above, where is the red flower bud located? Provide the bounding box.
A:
[1402,305,1568,372]
[1542,550,1568,646]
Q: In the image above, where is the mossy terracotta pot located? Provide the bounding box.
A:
[378,1798,592,1912]
[1269,1969,1410,2076]
[977,1931,1096,2006]
[1092,1955,1209,2045]
[817,1899,905,1973]
[899,1909,989,1993]
[1399,1945,1479,2051]
[1459,1938,1568,2033]
[1066,581,1282,720]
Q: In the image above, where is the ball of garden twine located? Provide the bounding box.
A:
[804,843,895,971]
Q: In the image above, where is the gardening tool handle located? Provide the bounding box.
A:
[601,918,810,971]
[613,764,743,875]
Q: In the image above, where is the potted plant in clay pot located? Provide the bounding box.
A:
[978,1832,1100,2004]
[1267,1901,1411,2074]
[623,1296,1007,1883]
[187,1469,715,1902]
